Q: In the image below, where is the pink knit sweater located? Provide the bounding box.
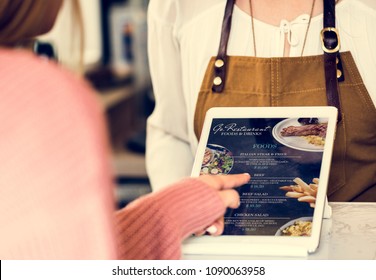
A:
[0,49,225,259]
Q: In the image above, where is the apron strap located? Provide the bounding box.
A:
[322,0,343,122]
[213,0,343,122]
[212,0,235,93]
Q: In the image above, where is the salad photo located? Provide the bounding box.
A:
[200,144,234,175]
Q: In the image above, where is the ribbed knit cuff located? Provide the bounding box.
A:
[154,178,226,239]
[114,178,225,259]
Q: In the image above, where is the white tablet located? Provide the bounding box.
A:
[183,106,338,257]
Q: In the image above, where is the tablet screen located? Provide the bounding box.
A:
[199,117,328,237]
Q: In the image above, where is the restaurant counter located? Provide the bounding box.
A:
[184,202,376,260]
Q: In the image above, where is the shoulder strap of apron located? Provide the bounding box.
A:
[213,0,343,122]
[322,0,343,122]
[212,0,235,93]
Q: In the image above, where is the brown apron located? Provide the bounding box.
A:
[193,0,376,202]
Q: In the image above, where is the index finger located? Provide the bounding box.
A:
[197,173,251,190]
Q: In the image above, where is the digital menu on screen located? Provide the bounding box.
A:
[200,117,329,237]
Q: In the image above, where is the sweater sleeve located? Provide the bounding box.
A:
[114,178,225,259]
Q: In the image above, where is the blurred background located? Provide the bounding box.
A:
[38,0,153,208]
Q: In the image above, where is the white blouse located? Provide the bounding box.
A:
[146,0,376,190]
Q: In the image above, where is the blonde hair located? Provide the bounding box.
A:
[0,0,57,46]
[0,0,85,73]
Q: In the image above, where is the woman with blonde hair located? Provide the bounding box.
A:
[0,0,250,259]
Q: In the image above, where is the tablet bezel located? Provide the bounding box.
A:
[185,106,337,256]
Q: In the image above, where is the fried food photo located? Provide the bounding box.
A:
[279,177,319,208]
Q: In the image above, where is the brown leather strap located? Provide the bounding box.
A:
[212,0,235,93]
[323,0,343,122]
[213,0,344,123]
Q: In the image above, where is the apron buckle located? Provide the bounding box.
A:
[320,27,341,53]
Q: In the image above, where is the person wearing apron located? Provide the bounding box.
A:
[193,0,376,201]
[146,0,376,201]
